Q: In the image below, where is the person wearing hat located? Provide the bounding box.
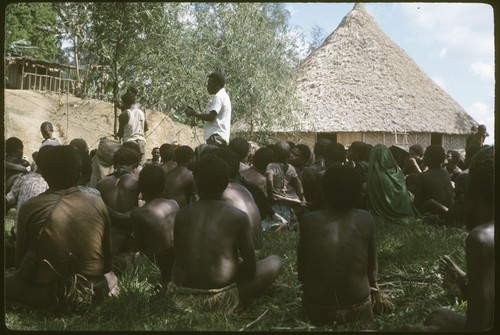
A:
[184,72,232,147]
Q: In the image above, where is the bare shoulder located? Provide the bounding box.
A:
[467,222,494,248]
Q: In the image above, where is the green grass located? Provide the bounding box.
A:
[4,212,467,331]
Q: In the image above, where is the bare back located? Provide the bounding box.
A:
[130,198,180,259]
[163,166,196,208]
[222,182,263,249]
[171,200,255,289]
[161,161,177,175]
[241,168,267,194]
[96,174,139,212]
[298,208,376,306]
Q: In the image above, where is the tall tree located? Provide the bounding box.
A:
[4,3,65,63]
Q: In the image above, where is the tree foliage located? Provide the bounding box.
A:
[6,2,309,142]
[4,3,65,63]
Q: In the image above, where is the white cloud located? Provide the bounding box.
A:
[470,61,495,82]
[397,3,494,60]
[438,47,447,59]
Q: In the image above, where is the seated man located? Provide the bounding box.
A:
[163,145,197,208]
[418,146,494,331]
[5,145,117,311]
[96,147,141,254]
[215,148,263,250]
[168,155,282,314]
[131,165,180,283]
[414,145,455,219]
[298,165,393,326]
[241,147,274,195]
[159,143,177,174]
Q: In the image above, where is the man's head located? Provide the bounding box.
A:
[39,145,82,189]
[465,145,494,230]
[113,147,141,169]
[175,145,195,166]
[6,137,23,158]
[160,143,176,163]
[273,141,291,162]
[346,141,365,163]
[290,144,311,167]
[193,154,229,199]
[423,145,446,168]
[151,147,160,161]
[229,137,250,163]
[40,122,55,140]
[252,147,274,172]
[214,147,240,179]
[323,165,362,211]
[325,142,346,166]
[446,150,460,165]
[138,165,165,200]
[69,138,89,154]
[409,144,424,158]
[314,138,332,159]
[122,141,141,156]
[121,91,136,109]
[207,72,225,94]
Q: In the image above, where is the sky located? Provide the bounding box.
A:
[285,2,495,145]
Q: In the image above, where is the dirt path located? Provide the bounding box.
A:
[4,89,203,160]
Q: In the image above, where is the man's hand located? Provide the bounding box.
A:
[184,106,195,117]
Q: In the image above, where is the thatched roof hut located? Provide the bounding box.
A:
[276,3,477,150]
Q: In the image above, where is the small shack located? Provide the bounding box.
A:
[4,56,77,93]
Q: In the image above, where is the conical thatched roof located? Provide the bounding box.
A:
[282,3,477,134]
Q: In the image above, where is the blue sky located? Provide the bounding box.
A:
[285,2,495,145]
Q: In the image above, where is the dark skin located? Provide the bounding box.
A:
[172,197,282,304]
[241,166,267,195]
[184,77,221,121]
[95,166,139,253]
[298,208,379,307]
[301,160,324,204]
[130,197,179,282]
[161,160,177,175]
[222,181,263,250]
[163,164,196,208]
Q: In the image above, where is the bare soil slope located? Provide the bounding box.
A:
[4,89,204,160]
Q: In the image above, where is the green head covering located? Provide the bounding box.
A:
[367,144,420,223]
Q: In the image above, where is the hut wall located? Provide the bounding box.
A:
[275,132,316,148]
[336,132,363,147]
[443,134,467,151]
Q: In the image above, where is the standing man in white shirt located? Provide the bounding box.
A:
[185,72,232,147]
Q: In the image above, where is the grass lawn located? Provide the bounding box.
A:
[4,210,467,331]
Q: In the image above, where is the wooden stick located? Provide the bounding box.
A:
[238,309,269,331]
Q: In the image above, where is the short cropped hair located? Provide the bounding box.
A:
[214,147,240,178]
[122,141,141,155]
[113,147,140,168]
[160,143,176,162]
[40,121,54,132]
[314,138,332,157]
[175,145,194,165]
[409,144,423,157]
[193,154,229,198]
[208,72,225,87]
[40,145,82,189]
[229,137,250,161]
[323,165,362,211]
[138,165,165,199]
[121,91,136,107]
[296,144,312,163]
[6,137,23,155]
[253,147,274,171]
[424,145,446,168]
[326,142,346,165]
[273,141,291,162]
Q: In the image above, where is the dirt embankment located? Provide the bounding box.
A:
[4,89,204,161]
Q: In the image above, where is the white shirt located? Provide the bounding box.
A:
[123,107,146,143]
[204,88,231,143]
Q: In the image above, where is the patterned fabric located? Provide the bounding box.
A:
[166,281,240,315]
[6,172,48,227]
[266,163,300,203]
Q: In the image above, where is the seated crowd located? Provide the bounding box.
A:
[3,124,493,331]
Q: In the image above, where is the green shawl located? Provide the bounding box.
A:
[367,144,420,223]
